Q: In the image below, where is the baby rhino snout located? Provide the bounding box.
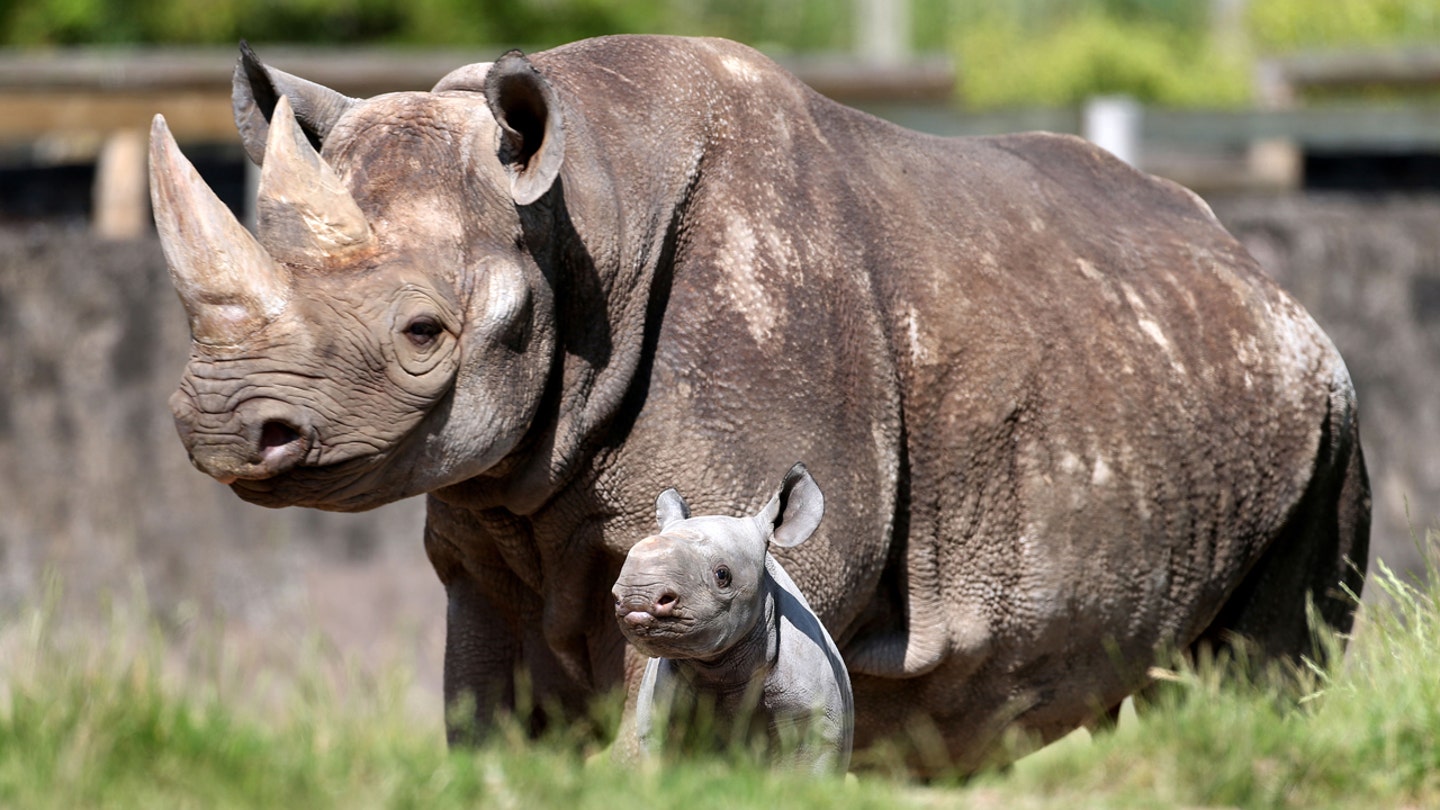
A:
[613,588,678,626]
[614,534,688,627]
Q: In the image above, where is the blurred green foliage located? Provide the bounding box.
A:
[953,2,1251,108]
[954,0,1440,108]
[0,0,853,50]
[1249,0,1440,51]
[5,0,1440,108]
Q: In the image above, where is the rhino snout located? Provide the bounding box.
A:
[614,589,678,626]
[172,391,313,484]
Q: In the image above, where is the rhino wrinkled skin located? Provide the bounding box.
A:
[148,35,1370,772]
[614,464,853,774]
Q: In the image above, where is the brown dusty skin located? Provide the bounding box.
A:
[135,35,1372,773]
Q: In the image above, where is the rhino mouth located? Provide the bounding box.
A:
[227,450,405,511]
[222,389,458,511]
[619,616,709,659]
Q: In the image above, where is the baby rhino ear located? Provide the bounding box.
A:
[756,463,825,549]
[655,488,691,531]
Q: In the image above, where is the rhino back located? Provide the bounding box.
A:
[501,36,1349,756]
[839,126,1346,742]
[557,37,1334,637]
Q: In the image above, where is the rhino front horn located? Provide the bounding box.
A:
[256,94,372,267]
[149,114,290,346]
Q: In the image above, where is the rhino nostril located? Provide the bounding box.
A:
[259,420,302,452]
[654,591,677,616]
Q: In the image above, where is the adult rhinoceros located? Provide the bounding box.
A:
[148,35,1369,771]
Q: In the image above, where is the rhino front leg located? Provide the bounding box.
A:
[442,574,521,744]
[442,569,598,741]
[426,498,542,742]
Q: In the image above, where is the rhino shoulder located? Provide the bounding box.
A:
[765,555,854,772]
[765,556,852,704]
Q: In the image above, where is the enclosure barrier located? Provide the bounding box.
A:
[7,47,1440,235]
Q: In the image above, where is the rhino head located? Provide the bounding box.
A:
[149,46,567,510]
[612,463,824,660]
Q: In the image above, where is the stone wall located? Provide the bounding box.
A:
[0,226,440,695]
[1214,194,1440,577]
[1,194,1435,682]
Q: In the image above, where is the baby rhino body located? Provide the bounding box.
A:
[612,464,853,774]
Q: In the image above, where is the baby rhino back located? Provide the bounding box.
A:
[612,463,853,774]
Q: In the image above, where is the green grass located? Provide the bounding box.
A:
[4,534,1440,809]
[977,532,1440,808]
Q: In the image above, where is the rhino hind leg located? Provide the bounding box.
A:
[1186,388,1371,677]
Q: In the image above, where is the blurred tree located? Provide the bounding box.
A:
[1249,0,1440,51]
[7,0,1440,108]
[0,0,852,49]
[952,0,1251,108]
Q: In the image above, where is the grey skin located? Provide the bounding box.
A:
[613,463,853,774]
[148,35,1369,773]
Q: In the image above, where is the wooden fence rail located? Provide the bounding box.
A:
[0,46,954,142]
[10,46,1440,236]
[0,46,955,237]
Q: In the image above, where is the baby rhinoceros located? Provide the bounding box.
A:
[612,463,853,774]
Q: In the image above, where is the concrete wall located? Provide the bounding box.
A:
[1214,194,1440,577]
[0,226,440,696]
[1,194,1435,683]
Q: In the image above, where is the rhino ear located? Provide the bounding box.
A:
[655,488,691,531]
[757,463,825,549]
[484,50,565,206]
[233,40,358,167]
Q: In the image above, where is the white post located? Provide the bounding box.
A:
[856,0,909,65]
[93,129,149,240]
[1083,96,1142,167]
[1211,0,1249,59]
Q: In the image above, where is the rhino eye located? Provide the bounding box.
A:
[714,566,732,588]
[403,317,443,348]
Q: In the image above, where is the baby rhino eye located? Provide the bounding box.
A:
[714,565,732,588]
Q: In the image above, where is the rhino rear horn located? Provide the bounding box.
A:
[149,114,290,346]
[256,94,373,267]
[233,40,357,167]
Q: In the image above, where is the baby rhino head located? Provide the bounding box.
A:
[613,463,824,661]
